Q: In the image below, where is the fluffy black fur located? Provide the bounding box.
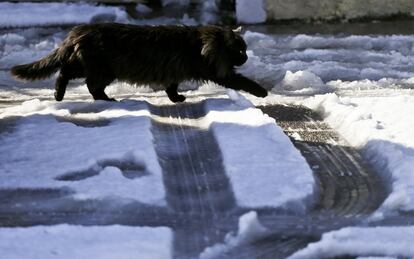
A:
[11,23,267,102]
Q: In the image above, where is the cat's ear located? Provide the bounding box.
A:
[233,26,243,34]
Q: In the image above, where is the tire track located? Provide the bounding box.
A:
[258,105,386,215]
[251,104,387,258]
[149,102,238,259]
[148,102,387,258]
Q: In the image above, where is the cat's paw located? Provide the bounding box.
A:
[54,91,64,101]
[251,88,268,98]
[169,94,186,103]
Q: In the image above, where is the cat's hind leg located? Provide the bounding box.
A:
[86,76,115,101]
[54,62,85,101]
[166,83,186,103]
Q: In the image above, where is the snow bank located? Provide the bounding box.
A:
[302,93,414,215]
[0,99,165,205]
[289,226,414,259]
[201,211,268,258]
[0,225,172,259]
[240,32,414,90]
[0,2,129,28]
[236,0,267,24]
[204,91,315,211]
[265,0,414,21]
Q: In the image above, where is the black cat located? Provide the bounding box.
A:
[11,23,267,102]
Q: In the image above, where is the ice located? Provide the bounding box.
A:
[236,0,267,24]
[288,226,414,259]
[200,211,268,259]
[0,2,129,28]
[0,225,172,259]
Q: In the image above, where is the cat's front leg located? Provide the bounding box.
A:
[166,83,186,103]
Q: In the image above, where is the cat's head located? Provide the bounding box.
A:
[200,26,248,78]
[224,27,248,67]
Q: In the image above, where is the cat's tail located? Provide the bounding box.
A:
[11,48,65,81]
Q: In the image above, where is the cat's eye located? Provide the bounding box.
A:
[239,50,244,54]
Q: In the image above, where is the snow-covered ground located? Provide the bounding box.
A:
[0,86,314,210]
[289,226,414,259]
[0,225,172,259]
[1,2,414,257]
[0,99,166,204]
[244,31,414,258]
[302,94,414,217]
[241,31,414,217]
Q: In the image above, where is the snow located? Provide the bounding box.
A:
[200,211,268,259]
[0,99,165,205]
[236,0,267,24]
[240,32,414,89]
[288,226,414,259]
[301,93,414,216]
[204,91,314,210]
[2,27,414,218]
[240,31,414,217]
[2,7,414,256]
[0,225,172,259]
[0,2,129,28]
[280,70,329,94]
[0,83,315,212]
